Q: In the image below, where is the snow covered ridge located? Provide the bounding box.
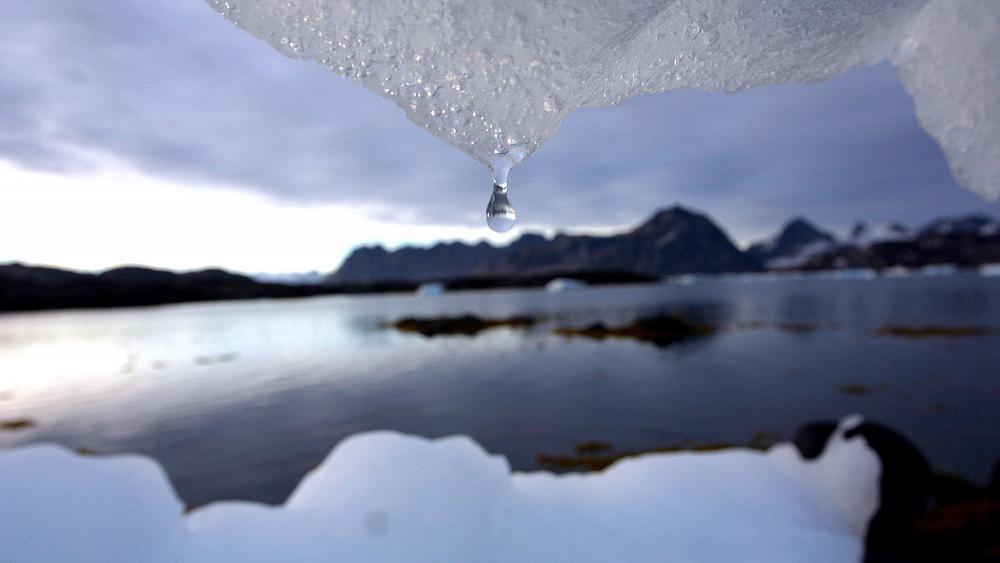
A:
[206,1,1000,199]
[0,416,909,562]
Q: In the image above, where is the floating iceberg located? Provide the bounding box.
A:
[1,417,884,561]
[416,281,446,296]
[206,0,999,199]
[544,277,587,292]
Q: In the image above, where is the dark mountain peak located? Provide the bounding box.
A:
[778,218,835,246]
[643,205,701,224]
[514,232,548,246]
[747,217,836,266]
[182,268,255,285]
[632,206,711,238]
[99,266,180,286]
[618,206,755,274]
[0,262,94,285]
[350,244,388,256]
[782,217,823,235]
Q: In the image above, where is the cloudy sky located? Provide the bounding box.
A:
[2,0,998,274]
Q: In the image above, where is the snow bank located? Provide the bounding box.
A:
[206,0,999,199]
[0,416,879,561]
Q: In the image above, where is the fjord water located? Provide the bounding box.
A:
[1,275,998,507]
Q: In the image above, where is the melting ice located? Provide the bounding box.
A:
[206,0,1000,206]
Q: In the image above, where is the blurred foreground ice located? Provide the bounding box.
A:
[207,0,999,199]
[0,417,878,561]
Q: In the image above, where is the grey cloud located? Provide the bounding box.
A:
[2,0,999,241]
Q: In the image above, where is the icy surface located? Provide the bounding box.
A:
[766,240,838,270]
[848,222,914,247]
[0,416,878,561]
[205,0,1000,199]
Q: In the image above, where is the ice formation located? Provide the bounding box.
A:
[205,0,1000,199]
[1,417,879,561]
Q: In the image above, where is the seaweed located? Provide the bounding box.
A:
[1,418,36,430]
[390,315,537,337]
[877,326,1000,339]
[555,314,713,347]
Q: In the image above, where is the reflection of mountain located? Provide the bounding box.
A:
[331,206,756,284]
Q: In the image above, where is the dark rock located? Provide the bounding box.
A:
[574,441,613,455]
[555,314,713,347]
[391,315,536,337]
[838,384,872,396]
[844,422,932,563]
[876,326,1000,339]
[792,421,838,460]
[1,418,36,430]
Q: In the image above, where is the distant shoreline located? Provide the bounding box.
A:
[0,264,656,313]
[4,261,998,314]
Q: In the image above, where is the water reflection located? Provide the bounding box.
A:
[1,276,998,507]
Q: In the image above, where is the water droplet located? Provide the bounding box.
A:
[486,184,516,232]
[485,144,529,232]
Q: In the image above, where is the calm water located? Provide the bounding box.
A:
[1,274,998,507]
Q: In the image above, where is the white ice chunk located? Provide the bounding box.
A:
[205,0,999,199]
[0,444,185,562]
[0,419,879,561]
[891,2,1000,201]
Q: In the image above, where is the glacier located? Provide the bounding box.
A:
[205,0,999,199]
[0,416,878,561]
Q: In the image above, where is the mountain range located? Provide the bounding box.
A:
[3,207,999,312]
[331,207,757,284]
[331,207,1000,283]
